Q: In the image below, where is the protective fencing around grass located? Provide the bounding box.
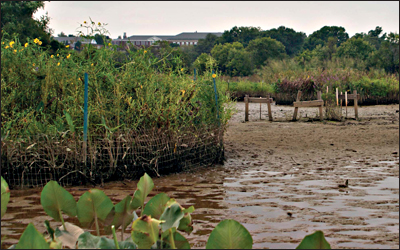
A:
[1,125,224,189]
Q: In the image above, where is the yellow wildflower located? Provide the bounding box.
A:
[67,54,71,59]
[24,43,28,47]
[84,21,87,24]
[34,38,39,44]
[33,63,35,66]
[66,45,70,48]
[51,55,54,58]
[38,41,42,45]
[5,46,9,49]
[13,49,17,53]
[91,63,94,66]
[9,41,15,47]
[144,50,147,54]
[98,22,101,26]
[181,68,184,72]
[57,62,60,66]
[212,74,217,78]
[140,85,143,89]
[57,54,59,57]
[1,42,4,45]
[180,89,186,96]
[108,43,111,46]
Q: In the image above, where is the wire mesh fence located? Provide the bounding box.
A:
[1,125,224,189]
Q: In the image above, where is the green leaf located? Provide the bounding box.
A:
[105,195,134,234]
[77,232,101,249]
[131,215,162,249]
[1,176,10,218]
[143,193,170,219]
[15,223,50,249]
[77,189,114,228]
[206,219,253,249]
[40,181,77,221]
[177,213,193,234]
[296,230,331,249]
[63,110,75,133]
[159,203,184,232]
[161,229,190,249]
[131,173,154,210]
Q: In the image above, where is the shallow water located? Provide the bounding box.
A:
[1,155,399,249]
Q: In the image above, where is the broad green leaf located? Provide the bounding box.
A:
[206,219,253,249]
[77,189,114,228]
[161,229,190,249]
[143,193,170,219]
[63,110,75,133]
[40,181,77,221]
[1,176,10,218]
[131,215,162,249]
[15,223,50,249]
[177,213,193,234]
[131,173,154,210]
[77,232,101,249]
[55,222,85,249]
[160,203,184,232]
[105,195,134,234]
[296,230,331,249]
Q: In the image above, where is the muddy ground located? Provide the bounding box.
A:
[1,103,399,249]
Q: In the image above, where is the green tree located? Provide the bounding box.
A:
[195,33,219,55]
[369,32,399,73]
[226,48,253,76]
[261,26,306,57]
[216,26,262,47]
[246,37,286,68]
[336,37,375,61]
[211,42,244,73]
[303,26,349,50]
[193,53,217,75]
[295,49,313,67]
[58,31,67,37]
[94,33,105,45]
[1,1,65,53]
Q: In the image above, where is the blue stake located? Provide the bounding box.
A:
[212,70,220,126]
[83,72,89,143]
[194,68,196,81]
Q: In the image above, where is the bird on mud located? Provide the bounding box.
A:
[338,179,349,188]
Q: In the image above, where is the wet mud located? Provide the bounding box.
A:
[1,103,399,249]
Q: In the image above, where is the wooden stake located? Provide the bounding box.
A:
[336,88,339,106]
[267,94,273,121]
[245,95,249,122]
[260,97,262,120]
[340,92,343,118]
[354,90,358,119]
[318,91,323,120]
[293,91,302,121]
[345,91,348,118]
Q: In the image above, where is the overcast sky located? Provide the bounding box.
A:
[33,1,399,39]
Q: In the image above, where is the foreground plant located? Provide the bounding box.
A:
[1,174,331,249]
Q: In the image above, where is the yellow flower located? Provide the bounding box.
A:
[140,85,143,89]
[144,50,147,54]
[57,54,59,57]
[79,78,82,81]
[38,41,42,45]
[180,89,186,96]
[91,63,94,66]
[33,63,35,66]
[24,43,28,47]
[34,38,39,44]
[5,46,9,49]
[9,41,15,47]
[51,55,54,58]
[180,68,184,72]
[67,54,71,59]
[212,74,217,78]
[66,45,70,48]
[108,43,111,46]
[13,49,17,53]
[20,49,24,52]
[1,42,4,45]
[57,62,60,66]
[98,22,101,26]
[84,21,87,24]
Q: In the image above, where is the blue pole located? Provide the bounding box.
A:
[83,72,89,142]
[194,68,196,81]
[212,70,220,126]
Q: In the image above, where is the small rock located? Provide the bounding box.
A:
[251,154,258,158]
[392,152,398,155]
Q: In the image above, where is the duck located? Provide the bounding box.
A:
[338,179,348,188]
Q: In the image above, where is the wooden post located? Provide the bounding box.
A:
[245,95,249,122]
[317,91,323,120]
[336,88,339,106]
[259,97,262,120]
[345,91,348,118]
[293,91,302,121]
[340,92,343,118]
[267,94,273,121]
[354,90,358,119]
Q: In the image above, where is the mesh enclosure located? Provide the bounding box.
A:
[1,125,225,189]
